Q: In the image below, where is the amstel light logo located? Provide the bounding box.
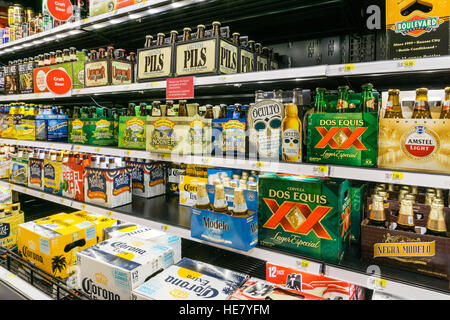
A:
[401,126,440,160]
[392,14,444,37]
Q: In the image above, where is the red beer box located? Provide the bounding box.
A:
[266,262,364,300]
[62,155,86,202]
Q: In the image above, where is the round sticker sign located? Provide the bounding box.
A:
[45,68,72,95]
[46,0,73,22]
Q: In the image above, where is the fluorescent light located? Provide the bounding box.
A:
[68,29,84,35]
[109,17,128,24]
[129,12,147,19]
[33,39,44,44]
[14,44,24,49]
[56,33,68,39]
[171,2,184,8]
[3,48,12,52]
[147,8,160,14]
[44,36,56,42]
[22,43,33,47]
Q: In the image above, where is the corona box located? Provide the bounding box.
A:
[178,175,208,207]
[386,0,450,59]
[258,174,351,263]
[77,235,175,300]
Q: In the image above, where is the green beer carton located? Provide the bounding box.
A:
[350,182,368,244]
[258,174,351,263]
[118,116,147,150]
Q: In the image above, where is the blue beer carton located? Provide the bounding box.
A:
[36,114,68,142]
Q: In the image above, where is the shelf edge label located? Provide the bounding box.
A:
[166,76,194,100]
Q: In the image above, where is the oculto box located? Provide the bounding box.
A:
[212,118,246,157]
[230,277,324,300]
[146,115,213,155]
[17,212,101,279]
[190,184,258,252]
[137,43,174,81]
[361,197,450,280]
[84,166,132,208]
[179,175,208,207]
[102,223,182,263]
[307,113,378,167]
[68,118,89,144]
[258,174,351,263]
[131,258,247,300]
[77,236,174,300]
[35,115,68,142]
[266,262,364,300]
[28,157,44,190]
[174,35,238,77]
[43,159,63,195]
[0,203,24,249]
[127,160,166,198]
[62,159,85,201]
[10,157,28,186]
[350,182,369,244]
[167,166,185,195]
[18,60,34,94]
[386,0,450,59]
[84,59,134,87]
[118,116,147,150]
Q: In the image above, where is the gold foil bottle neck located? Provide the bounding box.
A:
[369,195,386,222]
[426,202,446,233]
[398,199,415,227]
[213,184,228,213]
[425,191,436,205]
[398,189,409,202]
[377,191,388,202]
[232,188,248,216]
[405,194,416,203]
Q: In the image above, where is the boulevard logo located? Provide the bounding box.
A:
[392,14,444,37]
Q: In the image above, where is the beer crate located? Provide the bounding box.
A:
[258,174,351,263]
[84,59,134,88]
[28,157,44,190]
[173,34,238,77]
[361,197,450,280]
[118,116,147,150]
[190,183,258,252]
[69,116,116,146]
[0,203,24,249]
[386,0,450,59]
[136,42,175,82]
[127,160,166,198]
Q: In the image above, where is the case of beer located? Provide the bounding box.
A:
[0,203,24,249]
[378,88,450,174]
[118,103,148,150]
[361,185,449,280]
[127,159,166,198]
[258,173,351,263]
[62,153,89,202]
[131,258,248,300]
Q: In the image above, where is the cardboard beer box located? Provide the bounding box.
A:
[102,223,182,263]
[266,262,364,300]
[127,160,166,198]
[77,235,175,300]
[70,211,117,243]
[350,182,369,244]
[258,174,351,263]
[137,38,174,82]
[33,61,82,93]
[0,203,24,249]
[84,165,132,208]
[35,114,68,142]
[131,258,248,300]
[118,116,147,150]
[378,90,450,173]
[239,39,255,73]
[17,212,103,279]
[18,59,34,94]
[16,115,36,141]
[0,154,11,179]
[4,62,19,95]
[87,117,116,146]
[28,157,44,190]
[43,158,63,196]
[10,156,29,186]
[62,157,85,201]
[212,117,246,157]
[84,59,134,88]
[361,197,450,280]
[167,165,185,195]
[0,113,16,139]
[68,118,89,145]
[178,175,208,207]
[386,0,450,59]
[190,183,258,251]
[230,277,325,300]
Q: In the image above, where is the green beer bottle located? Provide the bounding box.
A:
[314,88,327,113]
[361,83,376,113]
[336,86,349,113]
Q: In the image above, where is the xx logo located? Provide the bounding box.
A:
[341,205,351,235]
[315,127,367,150]
[263,199,333,240]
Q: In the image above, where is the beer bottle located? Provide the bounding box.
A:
[178,100,188,117]
[165,100,176,117]
[232,32,240,45]
[213,184,229,214]
[102,107,109,118]
[139,103,147,116]
[98,48,106,60]
[73,106,81,119]
[410,185,418,195]
[247,40,256,52]
[336,86,349,113]
[182,28,191,42]
[156,33,165,46]
[233,104,242,119]
[384,89,403,119]
[106,46,115,60]
[314,88,327,113]
[144,35,153,48]
[440,87,450,119]
[219,104,227,118]
[170,30,178,43]
[195,182,211,210]
[128,103,136,117]
[281,103,302,163]
[395,199,416,233]
[212,21,221,37]
[412,88,432,119]
[361,83,376,113]
[425,199,447,237]
[231,188,248,217]
[197,25,205,39]
[398,188,410,202]
[368,194,387,227]
[204,105,214,119]
[425,189,436,205]
[151,101,162,117]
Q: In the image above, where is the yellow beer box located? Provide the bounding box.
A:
[43,157,63,195]
[0,203,24,249]
[378,90,450,174]
[70,211,117,243]
[179,175,208,207]
[17,212,105,279]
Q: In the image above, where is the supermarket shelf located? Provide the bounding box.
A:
[0,138,448,189]
[2,180,449,299]
[0,266,52,300]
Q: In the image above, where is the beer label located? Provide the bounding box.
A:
[221,120,246,153]
[70,119,87,144]
[166,108,176,116]
[256,56,268,71]
[35,69,47,92]
[111,61,132,85]
[189,119,205,145]
[336,99,348,110]
[92,119,113,140]
[138,46,173,79]
[120,117,146,148]
[85,61,109,86]
[110,169,131,197]
[400,125,439,160]
[196,196,210,206]
[29,159,43,186]
[233,203,248,214]
[176,39,217,76]
[392,15,444,38]
[373,239,435,258]
[413,100,427,111]
[240,49,254,73]
[282,128,301,161]
[150,118,176,150]
[219,40,238,74]
[385,101,394,111]
[442,100,450,111]
[87,170,107,201]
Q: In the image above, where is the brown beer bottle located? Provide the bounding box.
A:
[127,103,136,117]
[197,25,205,39]
[395,199,416,233]
[412,88,432,119]
[213,184,229,214]
[368,194,387,227]
[204,105,214,119]
[425,198,447,237]
[156,33,165,46]
[178,100,188,117]
[195,182,211,210]
[144,35,153,48]
[384,89,403,119]
[170,30,178,44]
[182,28,191,42]
[151,101,162,117]
[165,100,176,117]
[212,21,221,37]
[232,32,240,45]
[440,87,450,119]
[231,188,248,217]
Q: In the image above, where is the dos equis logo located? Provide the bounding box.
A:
[392,13,444,37]
[401,125,440,160]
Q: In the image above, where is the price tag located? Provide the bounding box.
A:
[76,145,81,150]
[60,198,64,203]
[160,154,171,160]
[95,147,101,152]
[150,82,160,87]
[125,85,130,89]
[219,76,228,81]
[125,150,131,155]
[256,161,264,168]
[7,273,16,279]
[391,172,404,181]
[37,93,42,97]
[9,184,13,189]
[297,259,310,269]
[107,211,112,216]
[83,18,89,23]
[375,278,387,290]
[402,59,416,68]
[82,204,86,209]
[203,157,211,164]
[49,143,54,147]
[41,193,45,198]
[161,224,169,231]
[24,187,27,192]
[313,165,329,177]
[344,64,354,72]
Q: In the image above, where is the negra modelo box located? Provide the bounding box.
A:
[386,0,450,59]
[258,174,351,263]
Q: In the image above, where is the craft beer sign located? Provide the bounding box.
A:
[45,68,72,95]
[46,0,73,21]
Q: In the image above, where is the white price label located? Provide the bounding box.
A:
[385,171,404,182]
[313,165,329,177]
[368,276,387,291]
[296,259,310,270]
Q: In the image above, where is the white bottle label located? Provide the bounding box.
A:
[282,128,301,160]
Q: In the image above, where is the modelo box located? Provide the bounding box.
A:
[266,262,364,300]
[127,160,166,198]
[386,0,450,59]
[361,197,450,280]
[84,59,134,88]
[131,258,248,300]
[0,203,24,249]
[84,166,132,208]
[258,174,351,263]
[35,115,68,142]
[77,235,174,300]
[190,183,258,252]
[137,40,174,81]
[28,157,44,190]
[378,90,449,174]
[179,175,208,207]
[118,116,147,150]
